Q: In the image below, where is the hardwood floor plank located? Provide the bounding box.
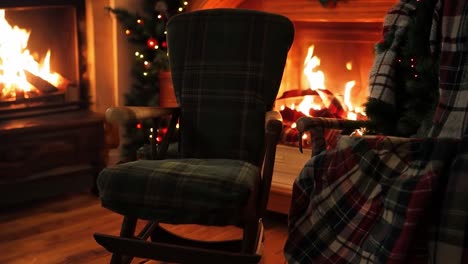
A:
[0,193,288,264]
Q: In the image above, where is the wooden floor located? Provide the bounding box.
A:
[0,192,289,264]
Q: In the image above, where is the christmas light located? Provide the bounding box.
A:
[136,123,142,129]
[147,37,158,49]
[135,52,140,56]
[125,29,131,35]
[143,72,148,76]
[178,7,183,12]
[137,19,143,24]
[184,1,189,6]
[158,14,162,19]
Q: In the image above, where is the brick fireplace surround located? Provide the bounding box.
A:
[2,0,394,208]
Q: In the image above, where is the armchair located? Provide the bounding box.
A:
[94,8,294,264]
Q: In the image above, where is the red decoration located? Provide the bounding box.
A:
[136,123,142,129]
[147,38,158,49]
[161,41,168,48]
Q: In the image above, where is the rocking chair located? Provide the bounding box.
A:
[94,8,294,264]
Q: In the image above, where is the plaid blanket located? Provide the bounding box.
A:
[285,0,468,263]
[284,136,459,263]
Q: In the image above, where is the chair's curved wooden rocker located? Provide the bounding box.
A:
[93,8,294,264]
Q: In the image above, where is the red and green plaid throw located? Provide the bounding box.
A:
[284,135,459,263]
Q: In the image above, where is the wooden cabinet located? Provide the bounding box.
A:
[0,111,105,206]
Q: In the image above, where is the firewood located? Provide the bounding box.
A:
[24,70,58,93]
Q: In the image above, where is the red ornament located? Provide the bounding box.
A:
[136,123,142,129]
[147,38,158,49]
[161,41,168,48]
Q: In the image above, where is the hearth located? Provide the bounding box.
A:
[0,0,88,120]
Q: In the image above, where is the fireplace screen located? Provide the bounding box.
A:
[0,0,86,119]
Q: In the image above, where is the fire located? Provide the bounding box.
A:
[303,45,325,91]
[301,45,364,120]
[0,9,61,99]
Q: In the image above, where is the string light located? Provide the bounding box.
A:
[178,7,183,12]
[137,19,143,24]
[125,29,131,35]
[135,51,140,56]
[158,14,162,19]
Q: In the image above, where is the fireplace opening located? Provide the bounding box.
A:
[275,21,382,146]
[0,0,87,119]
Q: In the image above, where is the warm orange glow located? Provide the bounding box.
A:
[0,9,61,99]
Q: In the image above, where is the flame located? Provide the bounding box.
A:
[303,45,325,90]
[0,9,60,99]
[298,45,365,120]
[344,80,356,111]
[298,95,321,116]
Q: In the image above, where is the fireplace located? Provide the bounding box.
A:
[0,0,88,120]
[275,21,381,146]
[0,0,105,207]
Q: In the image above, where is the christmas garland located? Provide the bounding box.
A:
[365,0,439,137]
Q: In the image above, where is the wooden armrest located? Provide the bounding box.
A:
[265,110,283,138]
[296,117,369,156]
[105,106,180,124]
[265,110,282,126]
[296,116,368,134]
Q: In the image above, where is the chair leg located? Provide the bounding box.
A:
[242,218,261,254]
[110,216,138,264]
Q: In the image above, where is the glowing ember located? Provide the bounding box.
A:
[0,9,61,99]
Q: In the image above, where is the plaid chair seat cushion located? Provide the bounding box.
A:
[97,159,259,226]
[284,135,459,263]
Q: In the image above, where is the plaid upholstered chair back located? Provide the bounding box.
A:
[166,9,294,166]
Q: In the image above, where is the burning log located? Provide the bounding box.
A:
[24,70,59,93]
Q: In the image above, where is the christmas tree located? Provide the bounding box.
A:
[107,0,188,161]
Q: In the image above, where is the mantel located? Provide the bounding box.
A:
[255,0,398,23]
[190,0,398,23]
